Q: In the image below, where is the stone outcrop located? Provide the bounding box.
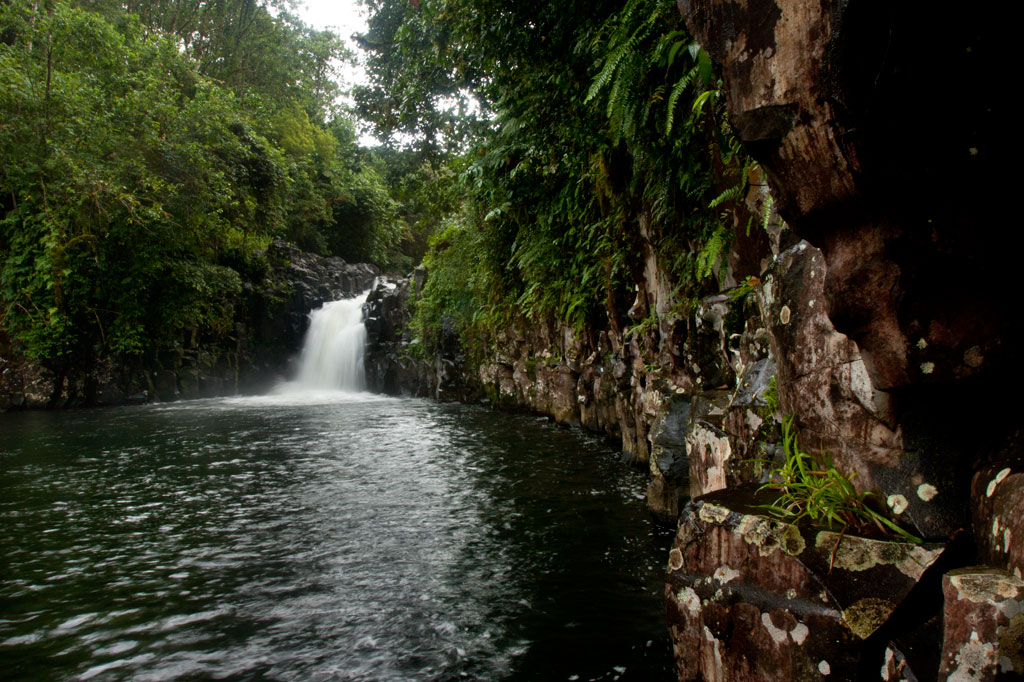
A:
[971,464,1024,579]
[677,0,1014,393]
[259,240,379,354]
[362,272,478,401]
[939,567,1024,680]
[662,1,1019,679]
[666,495,947,682]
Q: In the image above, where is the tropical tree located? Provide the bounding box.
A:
[355,0,746,351]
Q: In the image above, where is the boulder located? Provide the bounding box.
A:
[363,276,429,396]
[362,275,476,401]
[647,393,692,521]
[151,369,179,402]
[667,495,946,681]
[939,567,1024,681]
[684,390,731,499]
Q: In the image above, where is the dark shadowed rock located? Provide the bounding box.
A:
[971,464,1024,578]
[362,275,478,401]
[262,240,379,353]
[678,0,1016,393]
[647,394,692,521]
[759,240,966,540]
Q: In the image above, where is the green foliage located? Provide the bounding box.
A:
[377,151,466,269]
[79,0,347,123]
[409,214,503,361]
[695,226,730,282]
[625,313,659,338]
[760,374,778,415]
[759,417,923,543]
[728,275,759,301]
[326,161,401,266]
[358,0,754,358]
[0,0,417,383]
[2,2,262,364]
[274,103,337,159]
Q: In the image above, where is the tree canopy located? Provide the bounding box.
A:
[0,0,444,385]
[1,0,752,391]
[354,0,749,353]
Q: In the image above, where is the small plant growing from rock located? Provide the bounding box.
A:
[760,416,922,545]
[758,374,778,417]
[728,275,760,301]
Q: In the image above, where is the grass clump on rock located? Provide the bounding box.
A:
[760,417,923,544]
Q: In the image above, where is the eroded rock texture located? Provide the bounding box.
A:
[939,567,1024,681]
[664,2,1019,679]
[678,0,1015,393]
[666,496,946,682]
[362,273,478,401]
[971,464,1024,579]
[261,240,379,353]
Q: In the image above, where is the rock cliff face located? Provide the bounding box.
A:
[362,271,477,401]
[256,240,379,357]
[0,240,378,408]
[659,2,1022,680]
[364,196,787,523]
[364,4,1020,679]
[677,0,1015,392]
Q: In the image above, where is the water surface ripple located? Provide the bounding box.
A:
[1,393,673,681]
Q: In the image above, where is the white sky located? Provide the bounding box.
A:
[293,0,380,143]
[294,0,367,45]
[294,0,369,89]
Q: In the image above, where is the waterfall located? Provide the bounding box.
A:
[293,291,370,392]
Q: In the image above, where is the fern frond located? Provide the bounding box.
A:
[708,182,744,209]
[665,65,699,134]
[585,33,638,103]
[695,226,729,281]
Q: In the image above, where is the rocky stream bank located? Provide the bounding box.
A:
[360,1,1023,678]
[360,214,1021,680]
[2,1,1019,679]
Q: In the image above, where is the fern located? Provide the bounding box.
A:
[708,183,744,209]
[762,192,774,231]
[585,32,641,103]
[665,65,698,134]
[695,225,729,281]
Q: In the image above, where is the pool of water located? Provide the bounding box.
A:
[0,391,673,681]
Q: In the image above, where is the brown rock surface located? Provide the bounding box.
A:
[971,465,1024,577]
[678,0,1016,391]
[666,495,945,681]
[939,567,1024,681]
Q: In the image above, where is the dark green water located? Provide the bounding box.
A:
[0,392,674,681]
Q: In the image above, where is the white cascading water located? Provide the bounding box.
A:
[293,291,370,391]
